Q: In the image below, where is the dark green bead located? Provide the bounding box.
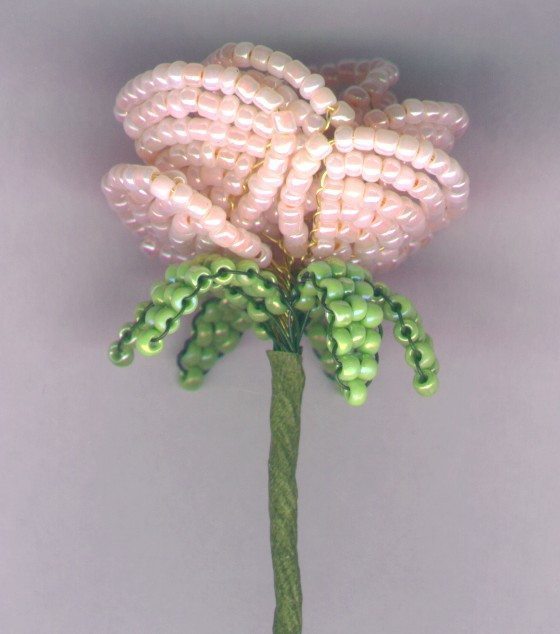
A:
[247,300,269,322]
[307,321,327,346]
[194,321,214,347]
[202,300,222,322]
[371,282,390,303]
[265,293,288,316]
[181,341,202,366]
[297,278,319,298]
[260,270,279,287]
[325,257,347,277]
[217,332,240,353]
[199,347,218,371]
[232,314,253,333]
[413,371,439,396]
[317,278,345,302]
[252,322,270,340]
[293,295,317,312]
[245,276,271,298]
[108,342,134,367]
[136,327,163,357]
[363,303,384,329]
[359,330,381,355]
[213,320,230,341]
[383,294,417,321]
[179,367,204,391]
[343,379,368,406]
[319,352,337,375]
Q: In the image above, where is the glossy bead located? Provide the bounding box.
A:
[134,301,151,321]
[328,327,353,355]
[217,332,240,353]
[338,277,355,296]
[265,293,288,316]
[170,286,199,313]
[136,327,163,356]
[413,371,439,396]
[234,259,260,286]
[247,300,269,322]
[210,257,236,285]
[329,300,353,328]
[153,306,180,333]
[164,264,178,282]
[325,257,347,277]
[305,261,332,281]
[320,352,337,376]
[118,322,137,345]
[337,354,361,381]
[347,294,368,321]
[150,282,167,305]
[344,379,368,406]
[359,329,381,355]
[345,263,366,281]
[232,313,252,332]
[294,295,317,312]
[393,318,423,345]
[108,342,134,367]
[252,322,270,340]
[348,322,367,348]
[183,265,213,292]
[359,356,378,382]
[383,294,416,321]
[317,278,345,302]
[194,321,214,347]
[363,303,384,328]
[223,286,248,309]
[179,366,204,391]
[405,341,436,370]
[181,341,202,366]
[199,347,219,371]
[354,281,375,301]
[202,300,222,322]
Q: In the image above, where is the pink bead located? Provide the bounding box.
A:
[184,63,204,87]
[373,128,400,156]
[187,191,212,219]
[233,42,254,68]
[267,51,292,78]
[310,86,337,114]
[334,126,354,153]
[235,74,260,104]
[219,66,240,95]
[253,87,283,113]
[344,151,364,177]
[202,205,227,232]
[272,110,297,133]
[304,133,332,160]
[202,65,223,91]
[300,73,325,99]
[284,60,311,88]
[250,45,272,71]
[353,127,375,151]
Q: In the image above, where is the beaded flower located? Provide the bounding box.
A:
[104,42,469,633]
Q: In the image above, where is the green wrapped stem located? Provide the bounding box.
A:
[267,351,305,634]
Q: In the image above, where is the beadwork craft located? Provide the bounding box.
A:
[104,42,468,633]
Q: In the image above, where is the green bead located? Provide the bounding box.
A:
[245,276,271,298]
[164,264,178,283]
[338,276,355,296]
[223,287,248,309]
[176,261,192,280]
[328,300,353,328]
[383,294,417,321]
[108,342,134,367]
[210,257,236,285]
[183,265,212,292]
[181,341,202,366]
[413,371,439,396]
[349,322,367,348]
[325,257,347,277]
[297,277,318,298]
[260,270,279,286]
[327,327,353,356]
[307,306,324,322]
[234,259,260,286]
[307,321,327,346]
[179,366,204,391]
[153,307,180,334]
[265,293,288,316]
[317,278,345,302]
[336,354,361,382]
[305,261,333,281]
[359,355,378,382]
[354,280,375,301]
[169,286,198,313]
[118,322,137,346]
[247,300,269,322]
[293,295,317,312]
[150,281,167,305]
[405,341,436,370]
[347,294,368,321]
[363,303,384,329]
[359,330,381,355]
[199,347,218,371]
[213,320,230,341]
[371,282,390,303]
[194,321,214,347]
[345,263,366,281]
[202,300,222,322]
[344,379,368,406]
[143,305,160,327]
[232,314,253,333]
[217,332,240,353]
[393,318,424,345]
[136,327,163,356]
[319,351,337,375]
[134,301,151,321]
[252,322,270,340]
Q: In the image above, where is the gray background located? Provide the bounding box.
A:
[1,0,559,632]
